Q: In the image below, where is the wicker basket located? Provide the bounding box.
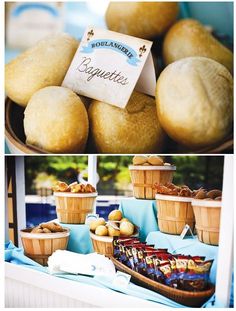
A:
[129,165,176,199]
[192,199,221,246]
[20,228,70,266]
[54,192,97,224]
[156,194,195,234]
[111,257,215,307]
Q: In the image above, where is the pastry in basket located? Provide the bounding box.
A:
[24,86,89,153]
[106,2,179,39]
[30,222,65,233]
[163,19,233,73]
[156,57,233,150]
[5,33,79,107]
[52,181,70,192]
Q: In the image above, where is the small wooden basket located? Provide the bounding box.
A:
[90,227,139,257]
[54,192,97,224]
[192,199,221,246]
[129,165,176,199]
[20,228,70,266]
[156,194,195,234]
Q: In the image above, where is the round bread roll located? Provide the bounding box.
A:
[156,57,233,149]
[89,92,165,153]
[5,33,78,107]
[95,225,108,236]
[108,226,120,237]
[24,86,89,153]
[108,210,123,221]
[106,2,179,39]
[163,19,233,73]
[89,218,106,232]
[132,155,148,165]
[147,155,164,166]
[120,221,134,237]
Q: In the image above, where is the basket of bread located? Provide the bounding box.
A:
[89,210,139,257]
[53,181,97,224]
[155,183,195,234]
[5,3,233,154]
[20,222,70,266]
[129,155,176,199]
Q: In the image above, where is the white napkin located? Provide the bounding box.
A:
[47,250,116,277]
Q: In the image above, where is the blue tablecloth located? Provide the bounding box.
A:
[6,241,205,308]
[119,198,158,241]
[146,231,234,307]
[58,222,94,254]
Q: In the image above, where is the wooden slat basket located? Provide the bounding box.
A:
[54,192,97,224]
[20,228,70,266]
[90,227,139,257]
[129,165,176,199]
[192,199,221,246]
[156,194,195,234]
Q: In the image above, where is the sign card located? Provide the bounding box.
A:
[62,27,156,108]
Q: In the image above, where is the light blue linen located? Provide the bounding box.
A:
[5,241,190,307]
[58,222,94,254]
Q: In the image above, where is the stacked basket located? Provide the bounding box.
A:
[129,156,221,246]
[53,181,97,224]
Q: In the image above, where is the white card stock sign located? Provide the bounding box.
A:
[62,27,156,108]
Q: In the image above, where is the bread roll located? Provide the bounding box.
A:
[163,19,233,73]
[132,155,148,165]
[5,33,78,107]
[156,57,233,149]
[89,92,165,153]
[108,210,123,221]
[106,2,179,39]
[95,225,108,236]
[24,86,89,153]
[147,155,164,166]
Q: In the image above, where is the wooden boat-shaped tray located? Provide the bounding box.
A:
[110,257,215,307]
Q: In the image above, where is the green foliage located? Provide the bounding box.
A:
[25,156,224,194]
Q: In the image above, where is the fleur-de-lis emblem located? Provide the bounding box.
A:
[87,29,94,41]
[139,45,146,57]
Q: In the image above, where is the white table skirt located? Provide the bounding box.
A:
[5,262,163,308]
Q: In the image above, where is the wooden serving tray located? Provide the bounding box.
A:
[110,257,215,307]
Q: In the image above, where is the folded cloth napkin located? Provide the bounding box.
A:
[48,250,116,277]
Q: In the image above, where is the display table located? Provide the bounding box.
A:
[5,242,191,308]
[119,198,158,241]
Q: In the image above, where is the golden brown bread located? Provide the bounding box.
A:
[5,33,79,107]
[156,57,233,149]
[163,19,233,73]
[147,155,164,166]
[89,91,165,154]
[132,156,148,165]
[24,86,89,153]
[106,2,179,38]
